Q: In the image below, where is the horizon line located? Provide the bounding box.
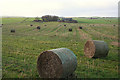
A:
[1,16,118,18]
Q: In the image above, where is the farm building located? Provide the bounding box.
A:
[62,18,73,21]
[58,18,78,23]
[57,19,61,22]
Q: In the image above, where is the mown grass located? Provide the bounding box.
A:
[73,17,118,24]
[2,17,118,78]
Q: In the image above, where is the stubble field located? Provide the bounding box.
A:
[1,17,119,78]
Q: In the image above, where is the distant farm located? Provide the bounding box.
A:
[1,16,119,78]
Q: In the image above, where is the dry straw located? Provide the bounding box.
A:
[84,40,109,58]
[37,48,77,78]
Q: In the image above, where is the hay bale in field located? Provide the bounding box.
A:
[10,29,15,33]
[113,24,116,26]
[30,24,33,26]
[64,24,66,26]
[37,48,77,78]
[2,24,3,25]
[69,28,72,32]
[37,26,40,29]
[44,25,47,26]
[79,27,82,29]
[84,40,109,58]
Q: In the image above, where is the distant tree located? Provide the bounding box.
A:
[52,16,59,21]
[41,15,59,22]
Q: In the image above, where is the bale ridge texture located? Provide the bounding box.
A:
[37,48,77,78]
[84,40,109,58]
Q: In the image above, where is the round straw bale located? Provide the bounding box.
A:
[37,26,40,29]
[10,29,15,33]
[69,28,72,31]
[37,48,77,78]
[79,27,82,29]
[84,40,109,58]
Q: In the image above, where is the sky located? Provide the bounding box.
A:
[0,0,120,17]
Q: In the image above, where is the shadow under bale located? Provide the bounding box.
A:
[11,29,15,33]
[69,28,72,32]
[30,24,33,26]
[113,25,116,26]
[79,27,82,29]
[37,26,40,29]
[44,25,47,26]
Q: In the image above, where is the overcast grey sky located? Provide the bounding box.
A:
[1,0,119,17]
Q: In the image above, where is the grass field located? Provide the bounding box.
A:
[1,17,119,78]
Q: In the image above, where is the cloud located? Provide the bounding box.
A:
[1,0,119,17]
[56,0,118,17]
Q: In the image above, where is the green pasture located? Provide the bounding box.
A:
[2,17,119,78]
